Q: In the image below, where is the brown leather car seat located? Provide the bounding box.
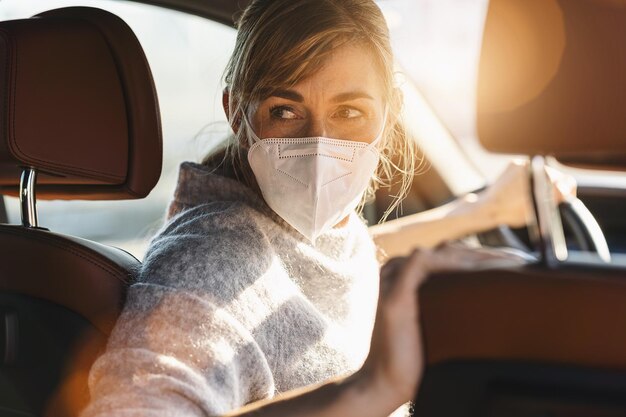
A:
[412,0,626,416]
[0,7,161,417]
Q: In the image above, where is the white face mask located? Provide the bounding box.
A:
[246,115,385,243]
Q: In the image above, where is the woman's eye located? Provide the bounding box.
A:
[270,106,299,120]
[335,108,363,119]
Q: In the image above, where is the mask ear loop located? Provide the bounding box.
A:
[241,112,263,148]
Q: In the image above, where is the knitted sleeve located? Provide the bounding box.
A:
[81,203,277,417]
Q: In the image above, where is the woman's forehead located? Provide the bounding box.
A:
[268,44,386,103]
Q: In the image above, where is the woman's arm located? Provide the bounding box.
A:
[224,371,400,417]
[370,192,494,257]
[371,160,576,258]
[224,242,534,417]
[226,252,429,417]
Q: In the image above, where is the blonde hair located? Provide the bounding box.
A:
[205,0,420,222]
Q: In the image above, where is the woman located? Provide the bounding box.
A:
[82,0,572,416]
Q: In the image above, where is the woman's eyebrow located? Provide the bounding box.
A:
[270,89,304,102]
[332,91,374,102]
[267,89,374,103]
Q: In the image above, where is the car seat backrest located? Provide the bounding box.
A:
[0,7,162,417]
[414,265,626,417]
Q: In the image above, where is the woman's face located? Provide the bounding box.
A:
[248,44,387,143]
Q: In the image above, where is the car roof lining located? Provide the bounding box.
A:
[128,0,251,26]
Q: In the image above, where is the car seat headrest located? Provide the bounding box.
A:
[477,0,626,171]
[0,7,162,200]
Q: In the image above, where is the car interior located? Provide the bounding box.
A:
[0,0,625,417]
[414,0,626,416]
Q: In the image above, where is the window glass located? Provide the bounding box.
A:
[380,0,512,179]
[0,0,236,259]
[381,0,626,187]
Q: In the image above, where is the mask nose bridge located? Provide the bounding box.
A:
[315,141,356,190]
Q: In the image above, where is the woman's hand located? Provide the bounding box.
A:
[359,250,428,406]
[357,243,533,406]
[478,159,577,229]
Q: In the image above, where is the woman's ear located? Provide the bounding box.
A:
[222,88,241,134]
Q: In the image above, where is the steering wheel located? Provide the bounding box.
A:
[476,198,611,263]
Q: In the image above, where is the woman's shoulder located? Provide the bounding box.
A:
[162,198,270,239]
[150,159,278,262]
[140,200,276,294]
[167,161,268,218]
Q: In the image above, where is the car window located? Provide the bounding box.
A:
[0,0,237,259]
[382,0,626,190]
[380,0,514,181]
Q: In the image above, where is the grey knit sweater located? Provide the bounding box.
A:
[82,161,381,416]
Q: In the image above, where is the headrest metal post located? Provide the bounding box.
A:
[19,168,38,228]
[530,156,567,267]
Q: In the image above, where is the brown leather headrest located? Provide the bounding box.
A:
[477,0,626,171]
[0,7,162,199]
